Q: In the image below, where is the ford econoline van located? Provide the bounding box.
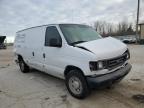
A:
[14,24,132,99]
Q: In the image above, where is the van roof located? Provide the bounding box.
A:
[16,24,57,33]
[16,23,85,33]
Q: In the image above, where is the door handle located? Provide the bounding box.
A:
[32,52,34,56]
[43,53,45,58]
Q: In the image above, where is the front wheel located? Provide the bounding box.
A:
[65,69,90,99]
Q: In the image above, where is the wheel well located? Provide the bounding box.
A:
[18,55,23,61]
[64,66,84,78]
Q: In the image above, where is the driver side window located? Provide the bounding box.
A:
[45,26,62,46]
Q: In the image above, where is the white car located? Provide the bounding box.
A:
[14,24,132,99]
[122,36,137,43]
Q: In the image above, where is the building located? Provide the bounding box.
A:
[139,22,144,39]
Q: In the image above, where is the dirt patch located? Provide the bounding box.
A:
[130,78,141,81]
[132,94,144,103]
[60,94,67,102]
[0,66,6,68]
[44,97,50,100]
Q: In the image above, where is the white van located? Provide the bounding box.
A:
[14,24,132,99]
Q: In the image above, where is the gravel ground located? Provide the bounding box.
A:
[0,45,144,108]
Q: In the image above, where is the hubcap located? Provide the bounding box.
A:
[68,76,82,95]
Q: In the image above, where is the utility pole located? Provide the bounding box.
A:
[136,0,140,42]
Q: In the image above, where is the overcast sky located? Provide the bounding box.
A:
[0,0,144,41]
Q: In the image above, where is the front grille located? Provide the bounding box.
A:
[107,53,127,70]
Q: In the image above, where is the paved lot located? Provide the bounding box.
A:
[0,45,144,108]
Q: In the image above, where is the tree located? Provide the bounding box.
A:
[93,20,135,37]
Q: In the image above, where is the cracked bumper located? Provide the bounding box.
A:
[86,63,132,88]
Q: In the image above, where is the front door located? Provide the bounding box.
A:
[43,26,64,78]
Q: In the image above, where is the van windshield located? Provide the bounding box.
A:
[59,24,102,45]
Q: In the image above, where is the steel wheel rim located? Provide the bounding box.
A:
[20,61,24,71]
[68,76,82,95]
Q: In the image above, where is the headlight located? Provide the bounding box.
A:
[127,49,130,59]
[126,53,130,59]
[89,61,105,71]
[125,49,130,60]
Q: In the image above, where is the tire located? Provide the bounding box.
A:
[19,59,29,73]
[65,69,90,99]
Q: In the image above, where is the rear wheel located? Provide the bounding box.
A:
[19,59,29,73]
[65,69,90,99]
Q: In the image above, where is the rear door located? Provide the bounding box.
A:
[24,27,45,71]
[43,26,64,78]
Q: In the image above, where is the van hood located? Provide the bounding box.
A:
[76,37,127,60]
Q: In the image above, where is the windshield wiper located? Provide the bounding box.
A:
[70,41,87,45]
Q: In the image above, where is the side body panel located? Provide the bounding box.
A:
[14,26,46,71]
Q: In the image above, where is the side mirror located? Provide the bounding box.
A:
[49,38,62,47]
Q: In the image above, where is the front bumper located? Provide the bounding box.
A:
[86,63,132,88]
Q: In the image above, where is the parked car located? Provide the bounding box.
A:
[0,36,7,49]
[114,35,136,44]
[14,24,132,99]
[122,36,137,43]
